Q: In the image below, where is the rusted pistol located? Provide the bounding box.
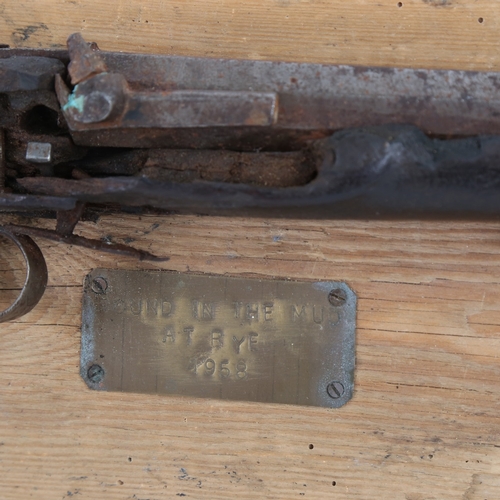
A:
[2,32,500,320]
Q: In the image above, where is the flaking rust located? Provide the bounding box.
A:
[4,33,500,218]
[81,269,357,408]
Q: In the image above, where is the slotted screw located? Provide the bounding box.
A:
[328,288,347,306]
[91,277,108,294]
[326,381,345,399]
[87,364,105,384]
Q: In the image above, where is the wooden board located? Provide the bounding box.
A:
[1,0,500,70]
[1,1,500,498]
[1,215,500,499]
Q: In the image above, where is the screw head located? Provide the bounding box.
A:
[328,288,347,306]
[87,364,105,384]
[78,91,115,123]
[91,277,108,294]
[326,381,345,399]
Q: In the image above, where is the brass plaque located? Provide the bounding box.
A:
[81,269,356,408]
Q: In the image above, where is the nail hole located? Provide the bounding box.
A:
[128,457,132,462]
[332,481,337,486]
[397,2,403,7]
[478,17,484,23]
[308,444,314,450]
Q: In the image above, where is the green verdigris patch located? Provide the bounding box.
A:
[62,89,85,114]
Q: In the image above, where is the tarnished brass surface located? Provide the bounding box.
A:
[81,269,356,408]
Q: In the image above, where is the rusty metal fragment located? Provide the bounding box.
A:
[0,193,76,211]
[0,226,48,323]
[6,33,500,219]
[4,224,168,262]
[16,125,500,219]
[56,34,278,138]
[120,90,278,128]
[48,33,500,149]
[61,72,128,124]
[59,75,278,131]
[55,201,85,236]
[67,32,107,85]
[0,56,65,92]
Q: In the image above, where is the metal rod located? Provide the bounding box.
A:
[3,224,169,262]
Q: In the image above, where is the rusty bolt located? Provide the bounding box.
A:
[328,288,347,306]
[78,91,116,124]
[326,381,345,399]
[91,277,108,294]
[87,364,105,384]
[62,72,128,125]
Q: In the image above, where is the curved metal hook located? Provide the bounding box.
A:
[0,226,48,323]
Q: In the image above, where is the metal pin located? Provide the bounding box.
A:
[25,142,52,163]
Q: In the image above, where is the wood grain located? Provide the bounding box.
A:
[0,0,500,70]
[1,215,500,499]
[1,1,500,498]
